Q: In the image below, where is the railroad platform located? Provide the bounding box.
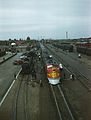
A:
[0,52,16,64]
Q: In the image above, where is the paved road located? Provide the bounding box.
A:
[0,53,22,101]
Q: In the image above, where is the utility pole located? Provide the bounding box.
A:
[66,31,68,39]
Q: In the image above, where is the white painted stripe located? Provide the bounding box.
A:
[0,68,22,107]
[0,80,15,107]
[16,68,22,79]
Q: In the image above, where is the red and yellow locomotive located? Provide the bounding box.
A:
[46,60,60,85]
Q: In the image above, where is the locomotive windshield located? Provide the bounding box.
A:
[53,64,58,67]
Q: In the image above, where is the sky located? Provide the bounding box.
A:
[0,0,91,40]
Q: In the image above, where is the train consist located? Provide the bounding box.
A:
[40,42,61,85]
[76,47,91,56]
[75,42,91,56]
[21,57,33,74]
[53,42,73,52]
[21,48,36,74]
[21,43,61,85]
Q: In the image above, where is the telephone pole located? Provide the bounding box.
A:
[66,31,68,39]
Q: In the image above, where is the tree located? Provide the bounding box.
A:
[26,36,30,41]
[14,39,16,41]
[9,38,11,41]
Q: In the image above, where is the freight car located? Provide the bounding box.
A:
[86,48,91,56]
[76,47,91,56]
[22,61,30,74]
[21,56,33,74]
[76,47,87,54]
[53,43,73,52]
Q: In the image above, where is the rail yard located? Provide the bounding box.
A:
[0,40,91,120]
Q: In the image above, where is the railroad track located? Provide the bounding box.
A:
[14,74,29,120]
[45,45,91,91]
[50,84,76,120]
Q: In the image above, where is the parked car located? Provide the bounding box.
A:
[13,59,24,65]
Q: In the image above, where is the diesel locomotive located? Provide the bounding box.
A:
[46,59,60,85]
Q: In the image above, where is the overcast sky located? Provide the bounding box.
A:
[0,0,91,40]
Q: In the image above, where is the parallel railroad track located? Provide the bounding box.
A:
[46,45,91,91]
[50,84,76,120]
[14,74,29,120]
